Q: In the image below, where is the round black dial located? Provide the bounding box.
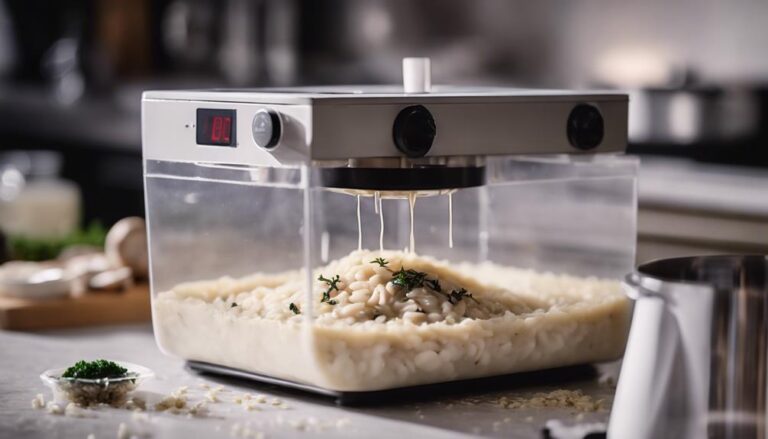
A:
[393,105,436,158]
[567,104,604,150]
[252,109,281,149]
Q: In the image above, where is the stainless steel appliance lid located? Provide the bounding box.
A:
[142,58,628,168]
[143,85,627,105]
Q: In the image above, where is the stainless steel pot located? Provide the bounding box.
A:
[609,255,768,439]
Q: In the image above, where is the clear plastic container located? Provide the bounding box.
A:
[145,154,637,392]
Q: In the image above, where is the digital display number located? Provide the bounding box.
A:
[196,109,236,146]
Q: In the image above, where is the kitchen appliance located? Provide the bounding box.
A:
[142,59,637,400]
[610,255,768,439]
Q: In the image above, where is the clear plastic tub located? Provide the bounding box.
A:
[145,154,637,392]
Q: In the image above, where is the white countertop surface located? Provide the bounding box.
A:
[0,324,615,439]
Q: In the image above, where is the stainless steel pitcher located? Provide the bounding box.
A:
[609,255,768,439]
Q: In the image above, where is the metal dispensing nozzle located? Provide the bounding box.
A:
[318,58,485,199]
[317,156,485,199]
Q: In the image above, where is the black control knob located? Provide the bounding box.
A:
[567,104,604,150]
[252,109,281,149]
[393,105,436,158]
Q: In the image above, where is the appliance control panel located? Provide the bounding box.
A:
[143,89,627,167]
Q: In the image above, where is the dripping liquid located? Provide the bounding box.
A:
[378,194,384,252]
[448,192,454,249]
[349,189,453,255]
[356,195,362,251]
[408,192,416,254]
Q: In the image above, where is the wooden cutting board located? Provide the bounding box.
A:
[0,284,151,331]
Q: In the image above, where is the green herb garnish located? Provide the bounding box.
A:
[391,268,428,291]
[390,267,445,295]
[448,288,473,305]
[231,302,238,308]
[318,274,341,305]
[371,257,389,268]
[61,360,128,380]
[289,303,301,314]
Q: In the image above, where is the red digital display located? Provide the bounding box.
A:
[196,109,236,146]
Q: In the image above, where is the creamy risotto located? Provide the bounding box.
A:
[153,250,630,391]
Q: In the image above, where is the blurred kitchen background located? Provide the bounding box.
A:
[0,0,767,264]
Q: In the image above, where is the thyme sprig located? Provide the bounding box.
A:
[391,268,428,291]
[318,274,340,305]
[371,257,389,268]
[369,257,473,305]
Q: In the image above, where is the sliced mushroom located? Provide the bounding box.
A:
[89,266,134,291]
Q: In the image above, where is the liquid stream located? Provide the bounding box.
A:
[353,191,454,255]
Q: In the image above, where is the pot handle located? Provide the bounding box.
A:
[608,288,680,438]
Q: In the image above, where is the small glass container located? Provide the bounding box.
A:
[40,361,153,406]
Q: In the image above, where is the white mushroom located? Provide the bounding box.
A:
[105,217,148,279]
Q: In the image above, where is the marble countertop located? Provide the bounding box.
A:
[0,324,615,439]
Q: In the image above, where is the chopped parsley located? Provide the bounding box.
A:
[371,257,389,268]
[62,360,128,380]
[318,274,340,305]
[289,303,301,314]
